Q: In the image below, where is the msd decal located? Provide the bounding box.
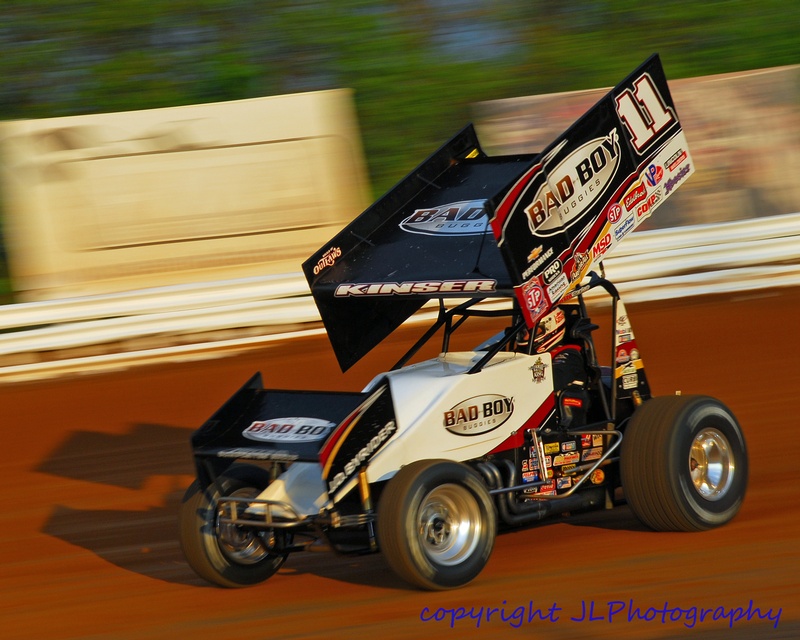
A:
[243,417,335,443]
[592,233,612,260]
[444,394,514,436]
[524,130,621,237]
[399,200,488,236]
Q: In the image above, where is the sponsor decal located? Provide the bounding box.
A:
[570,251,590,281]
[592,233,612,260]
[544,442,560,455]
[557,477,572,490]
[563,397,583,409]
[334,279,496,297]
[312,246,342,275]
[665,164,692,194]
[527,246,543,262]
[613,215,635,241]
[623,181,647,212]
[522,279,548,318]
[546,272,569,301]
[591,469,606,484]
[607,202,623,224]
[243,417,335,443]
[636,190,662,219]
[642,163,664,187]
[216,448,299,462]
[561,463,577,474]
[328,420,396,494]
[524,130,621,236]
[630,348,640,360]
[542,259,563,285]
[553,452,580,466]
[399,200,488,236]
[581,434,593,448]
[522,246,554,280]
[666,148,688,172]
[582,447,603,462]
[522,470,540,483]
[622,373,639,390]
[530,357,548,384]
[534,480,557,495]
[615,348,630,365]
[561,440,577,452]
[526,456,546,471]
[444,394,514,436]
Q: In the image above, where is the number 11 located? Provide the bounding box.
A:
[615,73,675,152]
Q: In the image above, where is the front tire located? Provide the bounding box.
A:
[621,395,748,531]
[377,459,496,590]
[179,464,288,587]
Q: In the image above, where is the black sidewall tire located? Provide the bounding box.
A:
[670,399,748,527]
[377,459,496,590]
[179,464,287,587]
[621,396,748,531]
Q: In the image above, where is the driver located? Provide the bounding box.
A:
[518,306,589,427]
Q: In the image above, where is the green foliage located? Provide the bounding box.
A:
[0,0,797,193]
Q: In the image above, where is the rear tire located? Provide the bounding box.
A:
[621,395,748,531]
[377,459,496,590]
[179,464,288,587]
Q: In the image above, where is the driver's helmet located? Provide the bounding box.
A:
[533,307,566,353]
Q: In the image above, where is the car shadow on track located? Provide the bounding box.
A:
[39,422,207,586]
[37,421,405,590]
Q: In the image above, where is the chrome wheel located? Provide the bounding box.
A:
[378,460,496,589]
[621,395,747,531]
[418,483,482,566]
[689,428,735,501]
[215,487,271,565]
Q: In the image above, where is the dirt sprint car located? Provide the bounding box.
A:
[179,55,748,590]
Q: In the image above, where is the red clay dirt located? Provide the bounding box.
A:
[1,289,798,639]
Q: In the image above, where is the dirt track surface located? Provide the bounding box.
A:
[3,289,798,639]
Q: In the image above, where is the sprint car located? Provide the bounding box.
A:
[179,55,748,590]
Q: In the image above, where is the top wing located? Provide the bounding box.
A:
[303,125,535,371]
[491,53,693,325]
[305,54,693,371]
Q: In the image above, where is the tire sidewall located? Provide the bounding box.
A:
[670,399,748,528]
[396,461,496,589]
[180,464,285,587]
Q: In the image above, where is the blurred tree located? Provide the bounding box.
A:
[0,0,797,193]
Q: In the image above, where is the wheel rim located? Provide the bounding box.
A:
[689,428,735,501]
[215,488,272,565]
[417,483,482,566]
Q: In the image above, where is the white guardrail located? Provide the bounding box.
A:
[2,212,800,382]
